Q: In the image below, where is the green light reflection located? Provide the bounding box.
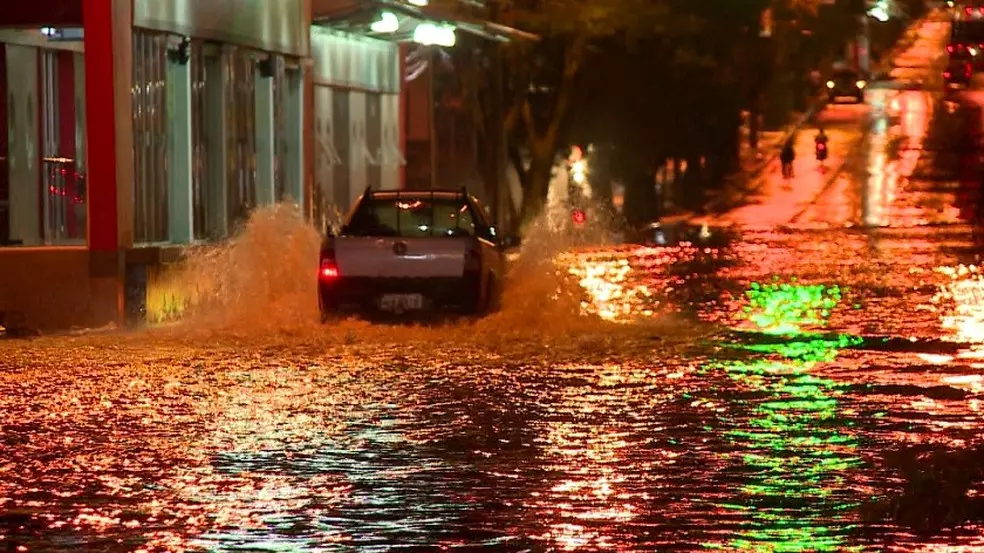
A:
[705,281,866,552]
[741,279,844,336]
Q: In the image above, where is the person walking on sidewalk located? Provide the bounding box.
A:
[780,137,796,181]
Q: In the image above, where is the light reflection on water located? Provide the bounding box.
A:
[5,223,984,550]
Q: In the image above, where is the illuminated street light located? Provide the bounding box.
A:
[867,0,890,22]
[869,7,889,22]
[370,11,399,33]
[570,159,587,184]
[413,23,456,47]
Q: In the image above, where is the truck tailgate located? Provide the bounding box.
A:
[335,237,467,278]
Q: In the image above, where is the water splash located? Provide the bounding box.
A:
[143,203,678,348]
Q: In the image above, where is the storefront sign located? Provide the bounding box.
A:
[134,0,308,56]
[311,28,400,94]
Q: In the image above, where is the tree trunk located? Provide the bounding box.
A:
[515,35,586,226]
[749,95,760,149]
[520,141,556,225]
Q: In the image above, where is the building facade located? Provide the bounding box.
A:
[0,0,311,331]
[309,27,404,231]
[0,0,524,331]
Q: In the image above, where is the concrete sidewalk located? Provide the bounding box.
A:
[682,10,939,224]
[718,125,862,230]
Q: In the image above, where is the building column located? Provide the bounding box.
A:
[83,0,133,327]
[167,56,192,244]
[286,68,304,207]
[254,68,274,207]
[204,52,228,239]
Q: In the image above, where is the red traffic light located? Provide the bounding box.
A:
[571,209,587,225]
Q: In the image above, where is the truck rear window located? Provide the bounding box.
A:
[345,198,478,238]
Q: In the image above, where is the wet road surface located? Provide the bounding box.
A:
[6,12,984,553]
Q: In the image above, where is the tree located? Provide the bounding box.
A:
[453,0,670,226]
[572,0,772,212]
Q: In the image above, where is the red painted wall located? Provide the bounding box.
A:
[82,0,118,252]
[0,45,7,244]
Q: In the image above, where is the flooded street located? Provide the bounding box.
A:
[7,14,984,553]
[9,230,984,553]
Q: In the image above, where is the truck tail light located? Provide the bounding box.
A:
[320,259,339,280]
[319,245,339,280]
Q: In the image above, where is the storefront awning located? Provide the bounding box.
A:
[312,0,537,44]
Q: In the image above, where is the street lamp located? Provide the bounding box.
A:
[413,23,456,46]
[867,0,890,22]
[370,11,400,33]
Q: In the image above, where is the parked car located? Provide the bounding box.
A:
[950,19,984,69]
[629,221,739,248]
[945,60,973,89]
[826,69,866,103]
[317,188,518,320]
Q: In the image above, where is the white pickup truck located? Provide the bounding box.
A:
[317,188,519,320]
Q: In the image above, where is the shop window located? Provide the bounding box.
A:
[1,43,86,247]
[132,31,170,244]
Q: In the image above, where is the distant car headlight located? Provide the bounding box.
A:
[970,46,979,56]
[826,80,835,89]
[856,80,867,89]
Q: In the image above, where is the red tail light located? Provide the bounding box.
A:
[948,45,955,53]
[319,244,339,280]
[320,260,339,280]
[945,71,952,78]
[572,209,587,225]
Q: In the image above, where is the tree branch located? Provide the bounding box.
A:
[546,34,587,141]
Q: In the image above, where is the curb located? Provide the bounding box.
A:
[703,99,827,214]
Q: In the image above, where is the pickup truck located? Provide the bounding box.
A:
[318,188,518,320]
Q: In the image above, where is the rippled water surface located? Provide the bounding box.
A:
[5,223,984,552]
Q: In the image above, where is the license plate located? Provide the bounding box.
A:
[379,294,424,312]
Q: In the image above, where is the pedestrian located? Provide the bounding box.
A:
[780,137,795,180]
[815,127,829,167]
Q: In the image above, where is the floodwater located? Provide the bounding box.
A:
[6,13,984,553]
